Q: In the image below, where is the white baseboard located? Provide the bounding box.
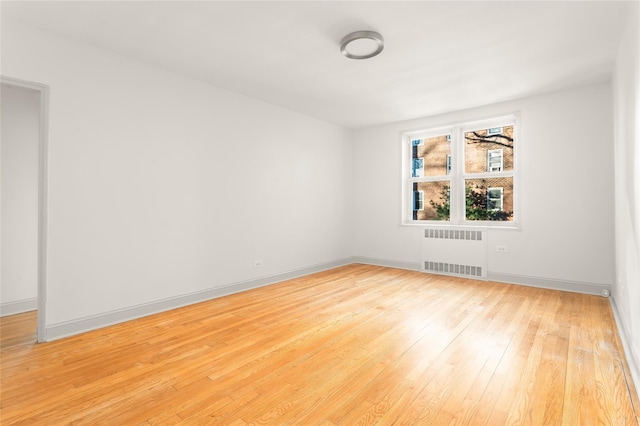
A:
[44,258,355,341]
[487,272,611,296]
[609,297,640,399]
[0,297,37,317]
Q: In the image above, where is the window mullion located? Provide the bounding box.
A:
[450,127,464,223]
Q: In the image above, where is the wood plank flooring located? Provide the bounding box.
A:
[1,264,639,425]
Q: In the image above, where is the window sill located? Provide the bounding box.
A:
[401,220,520,230]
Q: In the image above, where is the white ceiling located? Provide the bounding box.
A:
[1,1,631,129]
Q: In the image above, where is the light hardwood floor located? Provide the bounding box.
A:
[1,264,639,425]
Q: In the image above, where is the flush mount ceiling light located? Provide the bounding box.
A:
[340,31,384,60]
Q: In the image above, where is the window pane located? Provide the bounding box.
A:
[412,134,451,177]
[465,125,514,173]
[464,177,514,221]
[412,181,450,220]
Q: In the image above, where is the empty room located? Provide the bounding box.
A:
[1,1,639,424]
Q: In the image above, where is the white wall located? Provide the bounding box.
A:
[613,1,640,390]
[1,84,40,312]
[1,20,354,331]
[353,83,615,290]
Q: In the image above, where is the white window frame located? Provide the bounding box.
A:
[401,114,519,228]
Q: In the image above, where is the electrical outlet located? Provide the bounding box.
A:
[496,245,508,253]
[254,260,263,268]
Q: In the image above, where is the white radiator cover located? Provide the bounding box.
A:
[421,228,488,279]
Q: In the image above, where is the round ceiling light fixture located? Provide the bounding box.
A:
[340,31,384,60]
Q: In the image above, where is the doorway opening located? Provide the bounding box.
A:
[1,76,49,343]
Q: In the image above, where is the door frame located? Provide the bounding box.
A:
[2,76,50,342]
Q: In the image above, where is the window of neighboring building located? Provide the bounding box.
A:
[487,187,503,210]
[487,149,503,172]
[412,158,424,177]
[402,115,517,226]
[413,190,424,212]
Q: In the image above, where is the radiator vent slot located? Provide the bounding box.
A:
[424,229,483,241]
[421,228,488,280]
[423,261,483,277]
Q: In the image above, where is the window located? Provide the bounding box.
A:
[402,116,517,226]
[487,149,503,172]
[413,190,424,211]
[412,158,424,177]
[411,139,424,177]
[487,187,503,210]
